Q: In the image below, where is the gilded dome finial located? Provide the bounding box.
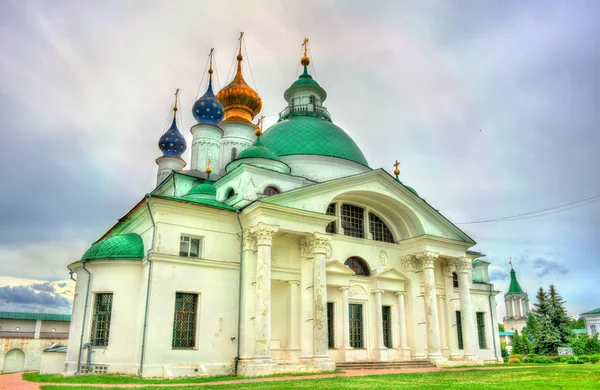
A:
[255,115,265,136]
[393,160,400,179]
[173,88,179,117]
[301,37,310,67]
[206,159,212,175]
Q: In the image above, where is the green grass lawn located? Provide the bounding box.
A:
[36,364,600,390]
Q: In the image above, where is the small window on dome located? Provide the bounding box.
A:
[231,147,238,161]
[309,95,316,105]
[263,186,280,196]
[226,188,235,199]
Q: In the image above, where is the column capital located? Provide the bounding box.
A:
[308,232,331,255]
[399,254,418,273]
[371,289,384,295]
[249,222,279,246]
[339,286,350,292]
[286,280,300,285]
[243,229,257,251]
[395,291,406,297]
[455,256,472,273]
[416,251,439,269]
[440,259,457,276]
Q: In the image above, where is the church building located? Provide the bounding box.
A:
[65,37,503,378]
[502,265,530,333]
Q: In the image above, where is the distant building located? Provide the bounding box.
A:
[0,312,71,373]
[503,265,529,333]
[580,308,600,337]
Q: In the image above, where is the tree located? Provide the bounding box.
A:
[512,330,524,355]
[568,333,600,355]
[522,313,540,345]
[548,285,571,343]
[498,323,505,332]
[523,333,534,355]
[536,317,562,355]
[532,287,551,318]
[568,316,585,330]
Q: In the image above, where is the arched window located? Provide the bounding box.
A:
[226,188,235,199]
[309,95,316,105]
[263,186,280,196]
[369,212,394,243]
[341,204,364,238]
[345,257,370,276]
[231,147,238,161]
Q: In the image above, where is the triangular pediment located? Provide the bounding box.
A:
[326,260,356,275]
[260,169,475,244]
[371,267,408,281]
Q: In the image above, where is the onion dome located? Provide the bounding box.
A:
[186,166,217,199]
[237,137,281,161]
[192,50,224,126]
[215,49,262,124]
[159,102,186,158]
[81,233,144,261]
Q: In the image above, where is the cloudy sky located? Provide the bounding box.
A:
[1,0,599,318]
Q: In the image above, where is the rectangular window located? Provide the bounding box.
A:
[172,293,198,348]
[325,203,336,234]
[349,304,364,348]
[591,324,597,336]
[382,306,393,348]
[477,312,487,349]
[452,272,459,288]
[180,235,201,258]
[327,302,335,348]
[341,204,364,238]
[90,293,113,347]
[456,311,464,350]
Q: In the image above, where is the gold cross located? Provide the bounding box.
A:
[302,38,309,56]
[257,115,265,130]
[393,160,400,169]
[173,88,180,113]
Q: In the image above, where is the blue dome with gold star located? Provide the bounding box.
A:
[158,116,186,158]
[192,81,224,126]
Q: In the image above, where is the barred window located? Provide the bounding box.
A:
[349,304,363,348]
[344,257,370,276]
[456,311,464,350]
[180,235,201,258]
[327,302,335,348]
[382,306,393,348]
[231,147,238,161]
[263,186,280,196]
[325,203,336,234]
[341,204,364,238]
[476,312,487,349]
[452,272,459,288]
[369,212,394,243]
[172,293,198,348]
[91,293,113,347]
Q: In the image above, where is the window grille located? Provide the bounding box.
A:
[369,212,394,243]
[344,257,370,276]
[325,203,336,234]
[91,293,113,347]
[172,293,198,348]
[349,304,363,348]
[327,302,335,348]
[382,306,393,348]
[476,312,487,349]
[231,147,237,160]
[452,272,459,288]
[263,186,280,196]
[180,236,201,258]
[456,311,463,349]
[341,204,364,238]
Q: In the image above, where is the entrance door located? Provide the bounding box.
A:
[3,348,25,373]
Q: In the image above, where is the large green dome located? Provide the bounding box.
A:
[261,116,368,166]
[81,233,144,261]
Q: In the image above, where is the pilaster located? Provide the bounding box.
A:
[395,292,411,360]
[416,251,443,362]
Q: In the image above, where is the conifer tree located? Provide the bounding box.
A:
[522,312,540,345]
[512,330,523,355]
[536,317,562,355]
[548,285,570,343]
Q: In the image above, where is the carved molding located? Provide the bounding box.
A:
[307,232,331,255]
[248,222,279,246]
[416,251,439,269]
[441,259,457,277]
[455,256,472,273]
[399,255,418,273]
[242,229,256,251]
[379,250,388,266]
[348,285,368,300]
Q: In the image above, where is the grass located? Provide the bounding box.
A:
[36,365,600,389]
[24,370,340,385]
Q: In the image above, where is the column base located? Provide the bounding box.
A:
[311,356,336,371]
[286,348,301,360]
[427,351,444,364]
[398,346,411,361]
[236,357,276,377]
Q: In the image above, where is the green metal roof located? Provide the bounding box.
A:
[499,331,514,336]
[81,233,144,261]
[0,312,71,321]
[405,185,418,196]
[507,267,524,295]
[154,194,237,211]
[261,116,368,166]
[186,174,217,197]
[44,344,68,352]
[237,138,281,161]
[284,66,327,102]
[581,307,600,315]
[572,329,587,335]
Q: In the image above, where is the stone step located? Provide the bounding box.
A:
[335,360,436,370]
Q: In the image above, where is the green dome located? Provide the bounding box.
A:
[237,138,281,161]
[81,233,144,261]
[284,67,327,102]
[187,174,217,197]
[406,185,418,196]
[261,116,368,166]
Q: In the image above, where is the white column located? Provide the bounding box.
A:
[34,320,42,339]
[252,223,278,358]
[287,280,300,351]
[373,290,386,349]
[443,261,460,359]
[340,287,351,349]
[456,257,477,359]
[417,251,443,361]
[299,239,313,358]
[395,292,409,352]
[309,232,331,358]
[402,254,426,359]
[514,296,522,318]
[505,295,513,318]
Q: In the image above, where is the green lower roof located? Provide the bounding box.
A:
[0,312,71,321]
[261,116,368,166]
[82,233,144,261]
[581,307,600,316]
[153,194,237,211]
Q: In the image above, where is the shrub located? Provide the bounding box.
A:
[508,357,521,363]
[533,357,553,364]
[590,355,600,364]
[578,355,590,363]
[567,358,584,364]
[511,354,523,361]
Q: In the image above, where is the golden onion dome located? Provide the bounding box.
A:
[216,52,262,124]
